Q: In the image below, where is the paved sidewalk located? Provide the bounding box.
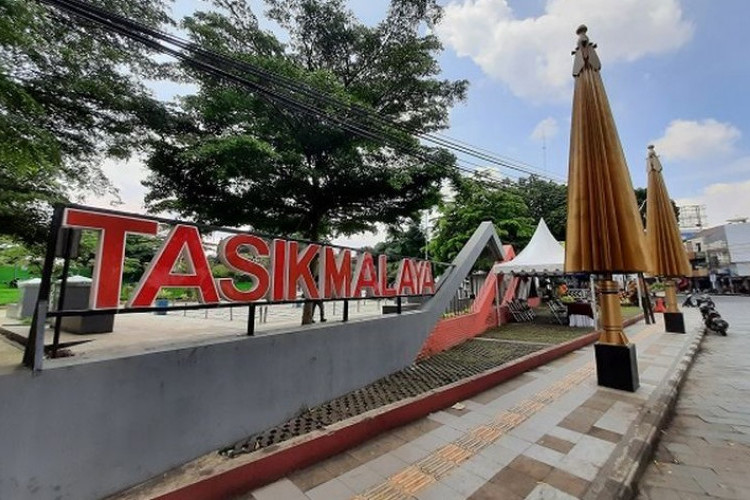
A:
[246,312,700,500]
[637,296,750,499]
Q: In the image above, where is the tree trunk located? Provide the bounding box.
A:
[300,217,322,326]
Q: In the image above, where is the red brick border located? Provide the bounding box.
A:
[152,314,644,500]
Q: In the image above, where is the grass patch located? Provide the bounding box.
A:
[482,323,591,344]
[482,304,644,345]
[621,305,642,318]
[0,287,20,306]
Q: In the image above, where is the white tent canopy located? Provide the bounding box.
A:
[493,219,565,275]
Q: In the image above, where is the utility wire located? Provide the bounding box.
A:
[39,0,564,187]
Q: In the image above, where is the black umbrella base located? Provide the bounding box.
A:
[664,312,686,333]
[594,342,639,392]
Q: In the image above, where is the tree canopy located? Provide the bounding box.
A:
[144,0,467,242]
[513,176,567,241]
[0,0,172,245]
[428,176,535,264]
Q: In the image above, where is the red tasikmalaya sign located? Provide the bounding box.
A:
[63,208,436,309]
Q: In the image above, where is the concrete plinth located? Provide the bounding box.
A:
[594,342,639,392]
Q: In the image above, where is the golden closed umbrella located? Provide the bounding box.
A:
[645,145,691,314]
[645,145,691,277]
[565,25,649,357]
[565,27,650,275]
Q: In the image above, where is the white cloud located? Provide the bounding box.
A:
[437,0,693,102]
[651,119,741,162]
[676,179,750,227]
[531,117,558,141]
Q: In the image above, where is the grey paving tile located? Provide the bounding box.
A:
[365,453,410,478]
[391,441,432,463]
[547,425,585,444]
[337,464,385,494]
[460,452,509,481]
[558,455,599,481]
[415,480,464,500]
[439,466,487,496]
[478,442,522,466]
[522,444,566,467]
[525,483,579,500]
[497,433,534,453]
[304,478,356,500]
[252,478,308,500]
[566,434,616,467]
[595,401,639,434]
[429,424,465,443]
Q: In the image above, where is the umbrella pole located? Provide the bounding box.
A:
[597,276,628,345]
[594,274,640,392]
[663,279,686,333]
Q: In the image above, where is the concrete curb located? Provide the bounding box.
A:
[586,324,705,500]
[122,314,644,500]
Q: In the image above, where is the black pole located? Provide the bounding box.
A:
[52,228,74,357]
[247,304,256,336]
[397,296,402,314]
[343,300,349,322]
[23,205,64,368]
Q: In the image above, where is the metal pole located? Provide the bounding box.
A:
[247,304,255,336]
[397,296,402,314]
[495,273,502,327]
[343,300,349,322]
[590,274,599,330]
[52,228,74,357]
[23,205,64,369]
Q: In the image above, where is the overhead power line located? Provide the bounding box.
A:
[38,0,565,185]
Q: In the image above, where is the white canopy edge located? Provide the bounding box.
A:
[493,218,565,275]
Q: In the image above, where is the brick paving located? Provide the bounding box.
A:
[637,296,750,500]
[246,311,700,500]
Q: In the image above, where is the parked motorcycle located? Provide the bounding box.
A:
[682,291,699,307]
[698,297,729,336]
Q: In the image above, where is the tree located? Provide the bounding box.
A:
[514,176,567,241]
[374,218,428,261]
[144,0,465,241]
[634,188,680,227]
[143,0,467,322]
[0,0,173,245]
[428,176,535,266]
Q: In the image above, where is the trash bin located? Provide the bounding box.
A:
[7,278,42,320]
[154,298,169,315]
[52,275,114,334]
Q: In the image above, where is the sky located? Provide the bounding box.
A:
[89,0,750,247]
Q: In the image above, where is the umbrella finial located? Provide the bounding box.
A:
[647,145,662,171]
[572,24,601,76]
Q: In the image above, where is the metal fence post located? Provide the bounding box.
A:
[247,304,256,336]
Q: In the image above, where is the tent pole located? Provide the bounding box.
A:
[495,273,502,327]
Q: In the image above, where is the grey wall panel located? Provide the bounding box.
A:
[0,222,503,500]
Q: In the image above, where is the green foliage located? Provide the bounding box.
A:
[0,0,173,244]
[512,176,567,241]
[144,0,467,241]
[428,176,535,264]
[634,187,680,227]
[374,218,428,260]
